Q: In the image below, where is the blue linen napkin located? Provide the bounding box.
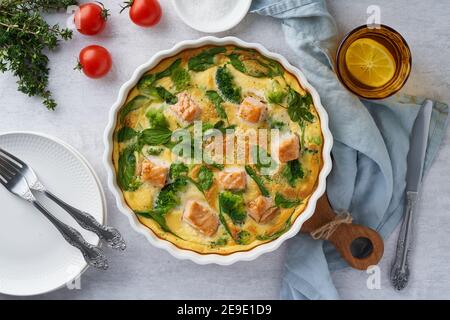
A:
[251,0,449,299]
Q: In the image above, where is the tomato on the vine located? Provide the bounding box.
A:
[74,2,109,36]
[77,45,112,79]
[121,0,162,27]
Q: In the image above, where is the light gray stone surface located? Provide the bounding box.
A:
[0,0,449,299]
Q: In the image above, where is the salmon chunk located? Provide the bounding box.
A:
[278,135,300,163]
[171,92,201,123]
[247,196,279,223]
[238,97,267,123]
[218,171,247,190]
[183,201,219,237]
[140,159,168,188]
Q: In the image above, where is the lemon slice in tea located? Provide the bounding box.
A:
[345,38,396,88]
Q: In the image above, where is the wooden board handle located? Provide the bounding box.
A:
[302,195,384,270]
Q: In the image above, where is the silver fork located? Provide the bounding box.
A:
[0,156,108,270]
[0,147,125,250]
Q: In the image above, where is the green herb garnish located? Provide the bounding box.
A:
[0,0,76,110]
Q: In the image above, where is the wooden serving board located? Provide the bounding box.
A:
[301,194,384,270]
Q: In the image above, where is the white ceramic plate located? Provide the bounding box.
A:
[172,0,252,33]
[104,36,333,265]
[0,132,106,296]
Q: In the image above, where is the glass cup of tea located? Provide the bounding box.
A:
[336,24,412,99]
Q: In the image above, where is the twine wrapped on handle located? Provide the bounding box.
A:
[310,211,353,240]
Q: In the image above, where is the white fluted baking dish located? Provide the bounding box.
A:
[103,36,333,265]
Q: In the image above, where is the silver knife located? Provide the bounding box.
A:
[390,99,433,290]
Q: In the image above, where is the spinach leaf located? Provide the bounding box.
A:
[275,193,302,208]
[119,95,149,124]
[188,47,226,72]
[156,58,182,79]
[135,210,174,234]
[137,74,158,95]
[236,230,251,245]
[258,57,284,78]
[218,210,233,239]
[146,108,168,129]
[117,127,138,142]
[245,165,270,197]
[283,159,304,187]
[257,217,292,241]
[139,127,172,146]
[117,145,141,191]
[197,166,213,191]
[287,88,314,124]
[171,67,191,91]
[137,58,182,94]
[216,66,242,104]
[219,191,247,224]
[228,53,246,73]
[205,90,227,119]
[153,178,187,215]
[229,53,284,78]
[155,87,178,105]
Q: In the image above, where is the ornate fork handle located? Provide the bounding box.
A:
[32,201,108,270]
[44,191,126,250]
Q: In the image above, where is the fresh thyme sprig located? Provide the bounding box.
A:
[0,0,77,110]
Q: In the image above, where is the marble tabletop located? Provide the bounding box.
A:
[1,0,449,299]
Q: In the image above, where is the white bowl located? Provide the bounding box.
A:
[103,36,333,265]
[171,0,252,33]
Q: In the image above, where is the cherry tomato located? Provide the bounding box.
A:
[78,45,112,79]
[74,2,109,36]
[122,0,162,27]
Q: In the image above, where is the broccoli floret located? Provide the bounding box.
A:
[146,108,168,129]
[215,66,242,104]
[236,230,252,245]
[266,80,286,104]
